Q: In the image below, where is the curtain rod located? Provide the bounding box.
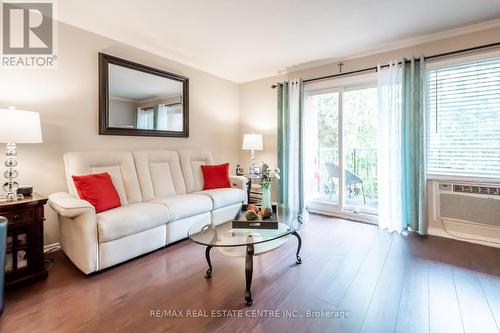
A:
[271,41,500,88]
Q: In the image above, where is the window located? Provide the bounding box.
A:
[427,56,500,178]
[156,104,183,131]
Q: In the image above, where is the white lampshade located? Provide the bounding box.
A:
[0,109,43,143]
[242,134,263,151]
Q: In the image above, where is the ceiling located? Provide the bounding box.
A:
[57,0,500,83]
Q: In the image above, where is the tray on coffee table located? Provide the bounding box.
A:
[232,204,278,229]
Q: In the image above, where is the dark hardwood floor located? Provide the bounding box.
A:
[1,214,500,333]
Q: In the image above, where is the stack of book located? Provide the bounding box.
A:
[249,180,263,204]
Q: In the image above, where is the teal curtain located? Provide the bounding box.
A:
[277,79,304,210]
[401,57,427,234]
[277,82,289,205]
[153,105,159,130]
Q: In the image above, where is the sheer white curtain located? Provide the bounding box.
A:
[377,61,403,233]
[137,107,155,129]
[303,94,319,204]
[287,79,303,210]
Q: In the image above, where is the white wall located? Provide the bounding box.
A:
[239,76,285,167]
[0,21,241,245]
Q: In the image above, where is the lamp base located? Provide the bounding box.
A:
[248,149,256,172]
[0,193,24,202]
[3,142,20,201]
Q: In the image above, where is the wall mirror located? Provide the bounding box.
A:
[99,53,189,137]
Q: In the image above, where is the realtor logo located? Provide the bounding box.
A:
[1,0,57,67]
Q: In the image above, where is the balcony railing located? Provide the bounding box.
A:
[317,147,378,200]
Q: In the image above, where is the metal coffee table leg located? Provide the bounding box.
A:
[245,243,254,305]
[292,232,302,264]
[205,245,213,278]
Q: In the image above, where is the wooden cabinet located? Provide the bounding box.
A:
[0,194,48,289]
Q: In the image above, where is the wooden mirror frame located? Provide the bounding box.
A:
[98,53,189,137]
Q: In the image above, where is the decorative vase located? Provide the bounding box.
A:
[261,182,272,210]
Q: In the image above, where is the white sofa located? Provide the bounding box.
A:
[48,149,247,274]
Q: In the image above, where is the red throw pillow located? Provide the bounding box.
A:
[201,163,231,190]
[72,172,121,213]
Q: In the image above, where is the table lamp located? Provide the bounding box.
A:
[242,133,263,166]
[0,108,43,201]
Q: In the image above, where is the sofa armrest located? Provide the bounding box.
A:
[49,192,95,218]
[229,175,248,190]
[49,192,98,274]
[230,175,249,204]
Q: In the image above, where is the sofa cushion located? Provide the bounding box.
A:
[196,188,245,209]
[201,163,231,190]
[97,203,169,242]
[151,194,212,222]
[132,150,187,202]
[178,150,215,193]
[64,151,143,205]
[72,172,121,213]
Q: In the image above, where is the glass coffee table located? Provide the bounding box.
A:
[188,205,307,305]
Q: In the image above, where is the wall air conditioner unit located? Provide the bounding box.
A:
[436,182,500,227]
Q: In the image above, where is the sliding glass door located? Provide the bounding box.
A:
[304,76,378,222]
[342,86,378,215]
[303,89,340,209]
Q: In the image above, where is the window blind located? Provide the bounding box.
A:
[427,56,500,177]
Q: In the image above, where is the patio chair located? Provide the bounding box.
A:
[325,162,366,204]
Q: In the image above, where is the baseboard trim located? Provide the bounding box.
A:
[44,242,61,253]
[428,226,500,249]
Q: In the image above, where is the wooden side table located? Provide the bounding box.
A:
[0,193,48,289]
